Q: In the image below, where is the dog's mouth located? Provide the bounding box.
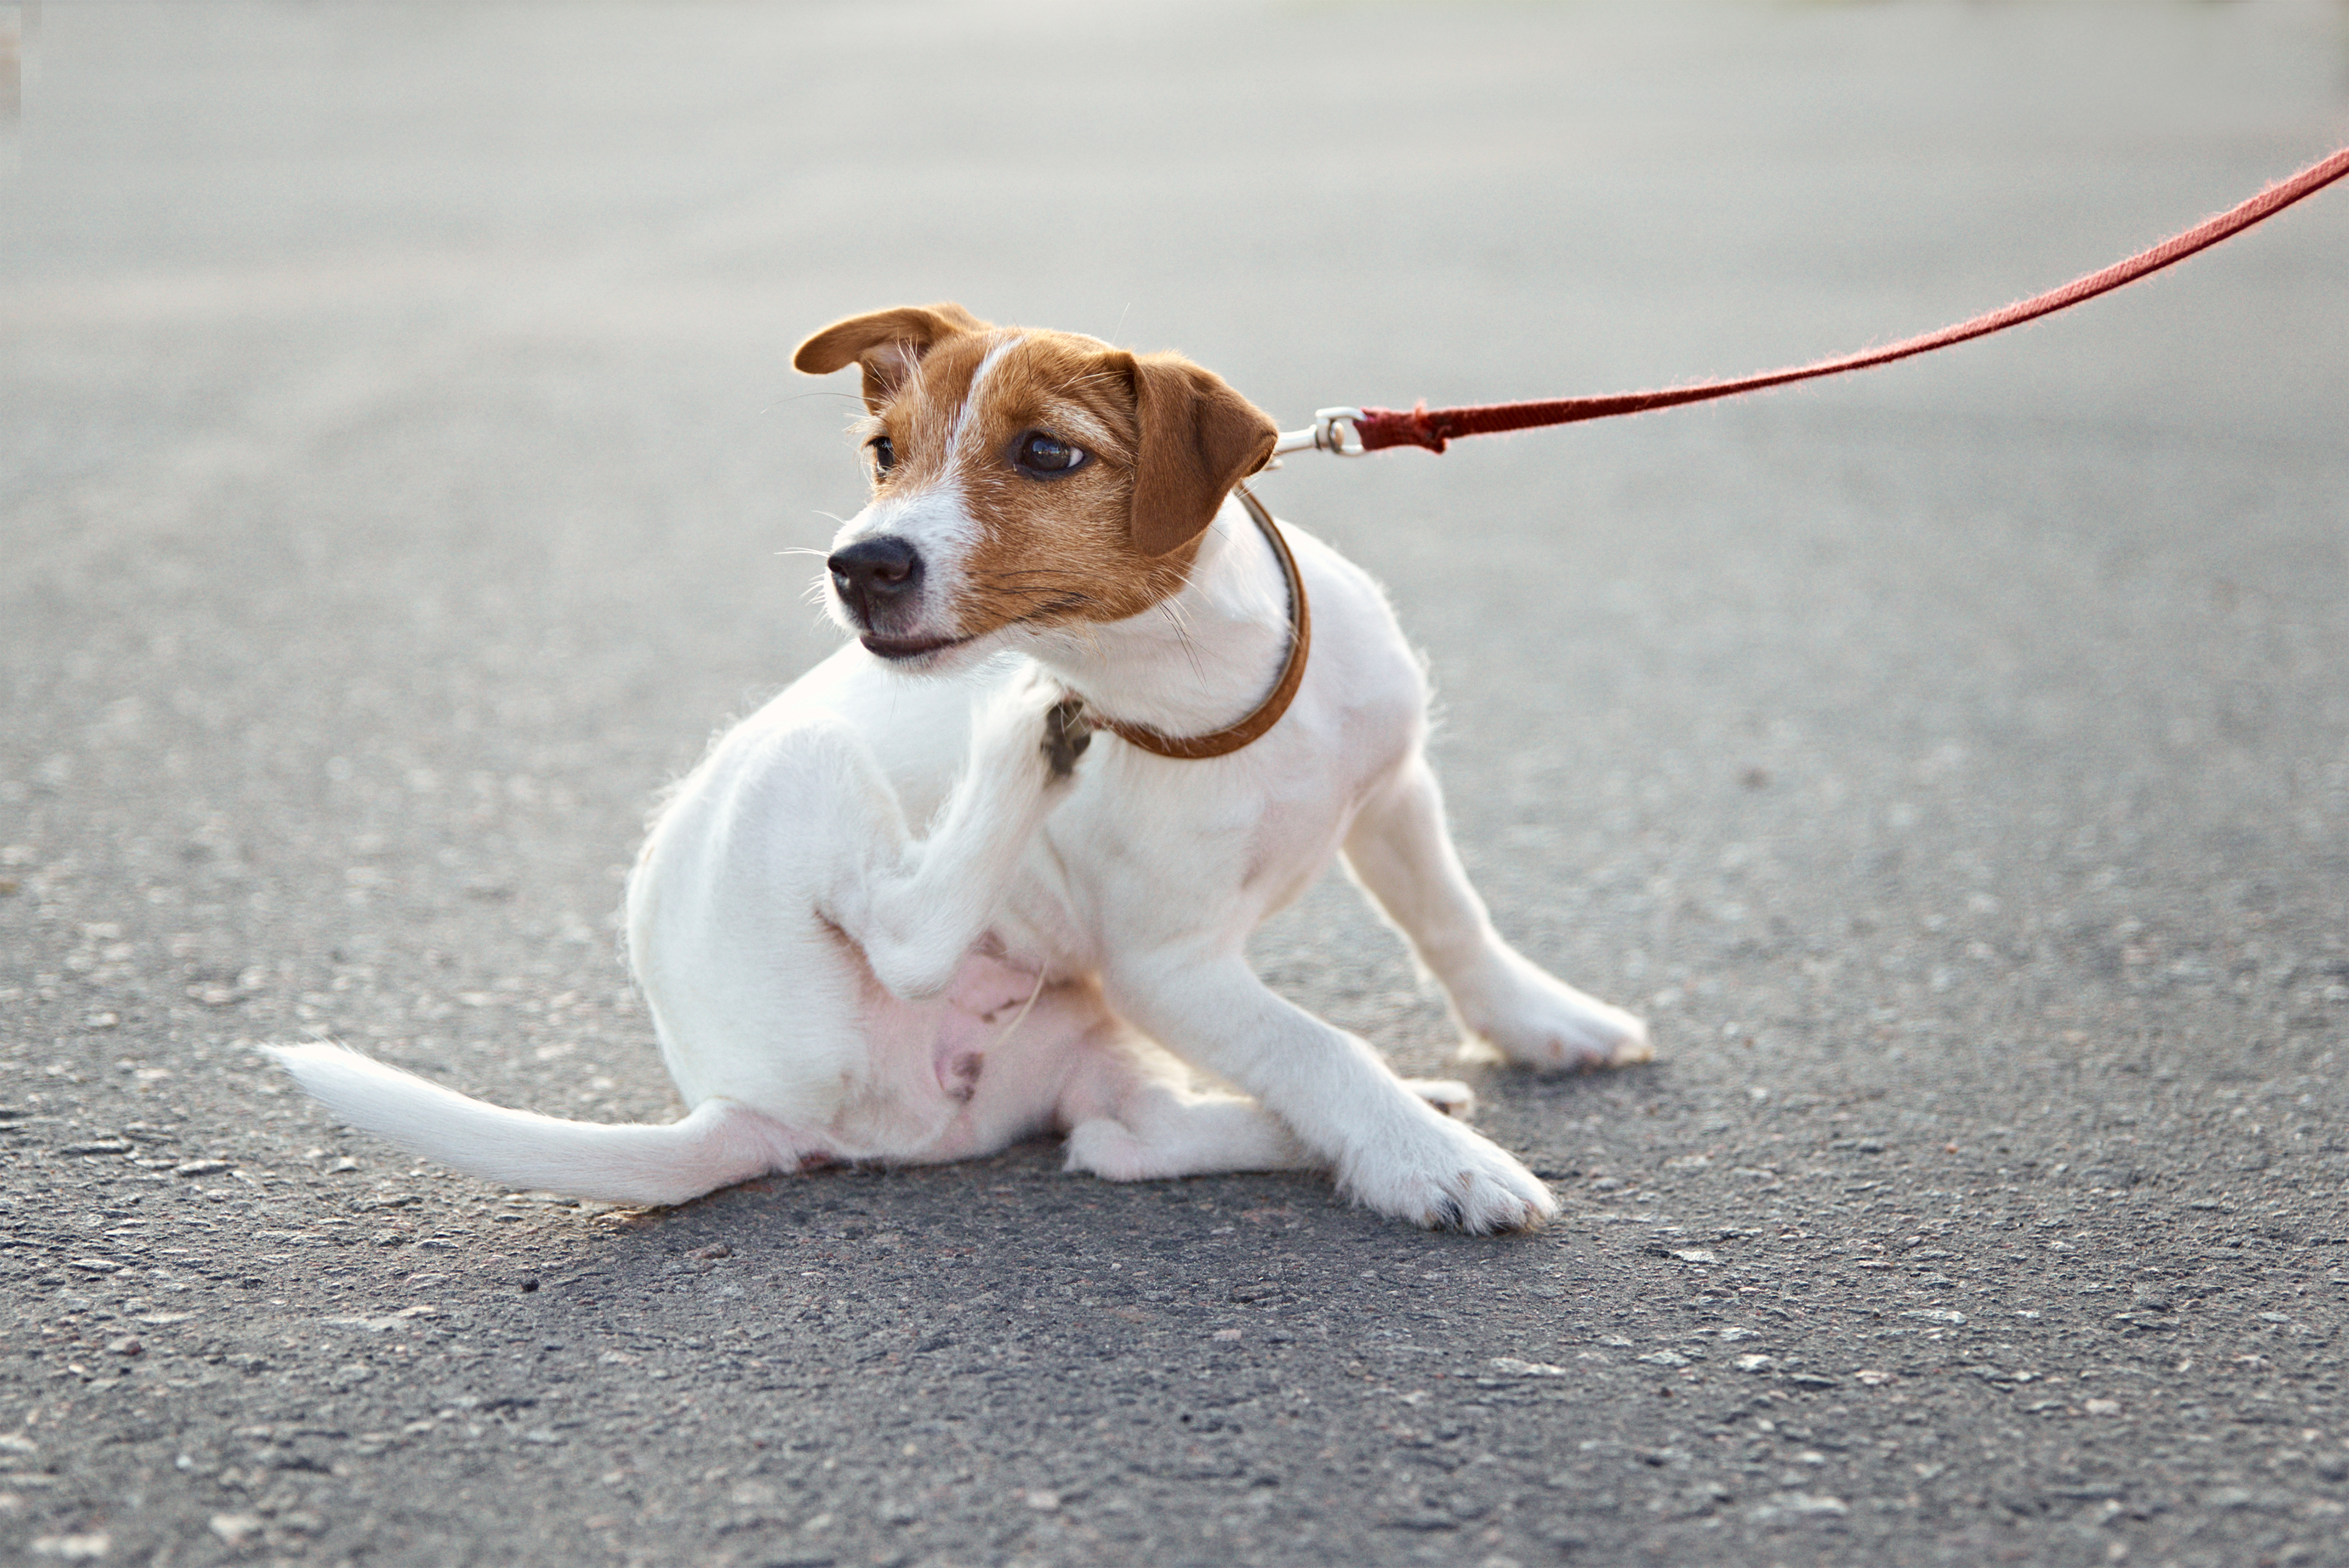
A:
[859,632,974,662]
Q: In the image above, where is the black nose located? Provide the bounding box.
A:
[827,536,924,622]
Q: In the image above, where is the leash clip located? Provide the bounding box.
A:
[1269,407,1367,460]
[1313,407,1367,456]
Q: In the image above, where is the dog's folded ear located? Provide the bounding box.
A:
[794,303,991,412]
[1123,352,1280,559]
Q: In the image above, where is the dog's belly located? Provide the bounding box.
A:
[842,947,1103,1163]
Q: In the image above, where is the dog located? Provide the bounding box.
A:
[273,302,1650,1233]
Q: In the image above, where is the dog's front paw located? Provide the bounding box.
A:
[1338,1113,1558,1234]
[1462,953,1651,1071]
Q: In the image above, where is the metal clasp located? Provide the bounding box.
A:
[1270,406,1367,460]
[1313,407,1366,455]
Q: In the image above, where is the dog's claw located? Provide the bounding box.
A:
[1042,697,1093,779]
[1607,1023,1657,1066]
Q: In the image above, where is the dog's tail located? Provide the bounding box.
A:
[267,1042,805,1207]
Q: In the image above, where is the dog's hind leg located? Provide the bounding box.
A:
[1342,756,1651,1070]
[629,669,1085,1136]
[1057,1031,1308,1182]
[1063,1089,1308,1182]
[824,671,1089,1004]
[1399,1077,1475,1117]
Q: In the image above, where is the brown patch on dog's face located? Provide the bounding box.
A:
[797,307,1277,663]
[931,332,1184,635]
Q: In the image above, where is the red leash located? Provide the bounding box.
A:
[1272,144,2349,459]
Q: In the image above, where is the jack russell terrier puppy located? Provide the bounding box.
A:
[274,303,1649,1233]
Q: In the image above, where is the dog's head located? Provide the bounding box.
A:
[792,303,1278,668]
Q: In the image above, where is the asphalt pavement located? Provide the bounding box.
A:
[4,3,2347,1565]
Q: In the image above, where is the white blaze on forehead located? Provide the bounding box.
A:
[950,331,1026,462]
[844,479,975,560]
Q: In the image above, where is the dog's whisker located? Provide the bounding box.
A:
[1155,598,1213,690]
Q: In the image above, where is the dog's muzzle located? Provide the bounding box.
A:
[827,535,966,661]
[829,536,923,622]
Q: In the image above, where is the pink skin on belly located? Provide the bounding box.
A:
[933,951,1045,1102]
[834,947,1113,1166]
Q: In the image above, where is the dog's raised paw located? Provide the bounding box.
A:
[1041,697,1093,779]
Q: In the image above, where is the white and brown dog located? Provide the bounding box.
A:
[274,303,1649,1233]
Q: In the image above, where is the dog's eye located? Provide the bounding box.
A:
[868,436,896,475]
[1014,432,1087,479]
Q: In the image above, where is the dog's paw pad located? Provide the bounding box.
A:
[1041,697,1093,779]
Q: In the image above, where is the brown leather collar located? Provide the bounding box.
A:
[1097,484,1310,761]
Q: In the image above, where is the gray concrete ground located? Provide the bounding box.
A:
[5,2,2347,1564]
